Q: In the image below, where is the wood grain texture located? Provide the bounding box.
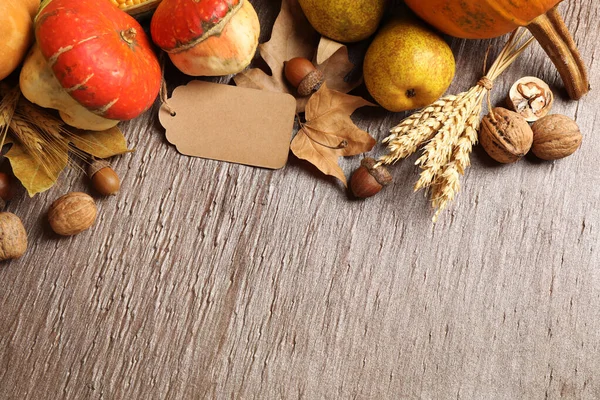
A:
[1,1,599,399]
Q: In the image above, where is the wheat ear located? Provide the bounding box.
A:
[377,28,535,222]
[0,86,20,149]
[379,95,460,165]
[430,101,483,222]
[10,114,70,180]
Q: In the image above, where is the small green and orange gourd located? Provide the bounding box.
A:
[404,0,589,100]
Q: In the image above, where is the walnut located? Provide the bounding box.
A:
[479,107,533,164]
[507,77,554,122]
[48,192,97,236]
[531,114,582,160]
[0,212,27,261]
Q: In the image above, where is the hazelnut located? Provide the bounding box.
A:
[284,57,324,97]
[531,114,582,160]
[48,192,97,236]
[479,107,533,164]
[88,160,120,196]
[350,157,392,198]
[507,77,554,122]
[0,212,27,261]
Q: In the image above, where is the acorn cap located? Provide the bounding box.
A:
[88,159,111,177]
[361,157,392,187]
[298,69,324,97]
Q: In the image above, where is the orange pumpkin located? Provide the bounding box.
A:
[150,0,260,76]
[0,0,40,80]
[404,0,589,100]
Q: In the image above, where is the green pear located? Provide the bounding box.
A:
[298,0,387,43]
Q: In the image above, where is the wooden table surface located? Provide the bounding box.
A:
[1,1,599,399]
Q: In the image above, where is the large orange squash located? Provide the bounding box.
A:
[404,0,589,100]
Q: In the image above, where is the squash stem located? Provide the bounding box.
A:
[120,28,138,45]
[527,6,589,100]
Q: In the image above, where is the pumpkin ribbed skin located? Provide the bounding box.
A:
[404,0,561,38]
[35,0,161,121]
[150,0,259,76]
[151,0,240,52]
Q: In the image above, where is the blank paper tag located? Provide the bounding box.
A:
[159,80,297,169]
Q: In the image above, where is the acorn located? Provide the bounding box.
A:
[284,57,324,96]
[0,172,16,207]
[88,159,120,196]
[350,157,392,198]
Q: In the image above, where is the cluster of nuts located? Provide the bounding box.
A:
[0,159,121,262]
[480,77,582,164]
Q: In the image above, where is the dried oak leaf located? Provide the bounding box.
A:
[233,0,359,112]
[5,125,130,197]
[291,84,376,186]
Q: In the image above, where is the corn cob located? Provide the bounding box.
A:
[109,0,162,16]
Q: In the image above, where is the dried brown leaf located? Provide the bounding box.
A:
[316,37,344,65]
[290,84,376,186]
[5,138,68,197]
[6,113,130,197]
[233,0,317,96]
[0,93,132,196]
[5,124,130,197]
[234,0,359,112]
[69,126,132,159]
[315,37,362,95]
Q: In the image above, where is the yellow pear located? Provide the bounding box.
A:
[363,16,456,112]
[298,0,386,43]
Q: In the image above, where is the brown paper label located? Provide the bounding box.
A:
[159,80,297,169]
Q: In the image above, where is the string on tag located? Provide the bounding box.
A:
[159,53,176,116]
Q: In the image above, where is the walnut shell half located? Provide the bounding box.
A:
[507,77,554,122]
[531,114,582,160]
[479,107,533,164]
[48,192,97,236]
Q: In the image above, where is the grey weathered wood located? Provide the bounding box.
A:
[1,1,599,399]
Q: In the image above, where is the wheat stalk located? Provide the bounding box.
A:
[378,28,534,221]
[16,101,63,134]
[0,85,20,149]
[10,113,71,181]
[13,99,95,174]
